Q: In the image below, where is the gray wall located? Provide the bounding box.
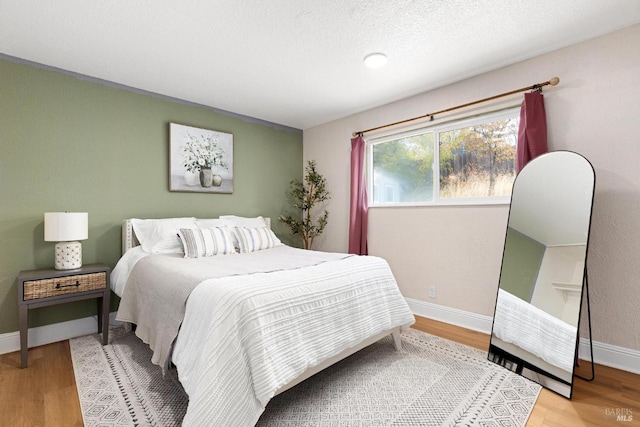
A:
[0,58,303,334]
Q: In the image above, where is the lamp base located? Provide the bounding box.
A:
[54,241,83,270]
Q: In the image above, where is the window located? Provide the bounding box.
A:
[369,108,519,206]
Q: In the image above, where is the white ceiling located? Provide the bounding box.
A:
[2,1,640,130]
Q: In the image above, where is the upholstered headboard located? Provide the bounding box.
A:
[121,217,272,254]
[122,219,141,254]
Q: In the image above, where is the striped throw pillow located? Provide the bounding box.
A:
[178,227,236,258]
[233,227,282,253]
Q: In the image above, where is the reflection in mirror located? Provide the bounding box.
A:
[488,151,595,399]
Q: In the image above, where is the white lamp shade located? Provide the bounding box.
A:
[44,212,88,242]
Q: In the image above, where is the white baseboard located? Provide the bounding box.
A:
[406,297,494,334]
[0,312,121,356]
[406,297,640,376]
[578,337,640,375]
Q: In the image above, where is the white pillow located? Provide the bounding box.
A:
[178,227,236,258]
[233,226,282,253]
[195,218,234,229]
[219,215,267,228]
[131,217,197,254]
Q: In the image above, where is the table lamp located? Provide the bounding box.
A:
[44,212,88,270]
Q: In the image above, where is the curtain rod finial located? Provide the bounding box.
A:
[549,77,560,86]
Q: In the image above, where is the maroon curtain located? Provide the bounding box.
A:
[348,135,368,255]
[516,91,548,173]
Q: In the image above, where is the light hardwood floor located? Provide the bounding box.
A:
[1,316,638,426]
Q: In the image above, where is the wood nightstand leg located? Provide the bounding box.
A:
[99,290,110,345]
[19,305,28,368]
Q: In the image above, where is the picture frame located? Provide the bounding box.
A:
[169,122,234,193]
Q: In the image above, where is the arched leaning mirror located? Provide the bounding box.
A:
[488,150,595,399]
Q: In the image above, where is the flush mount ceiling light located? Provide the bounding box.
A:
[363,53,387,69]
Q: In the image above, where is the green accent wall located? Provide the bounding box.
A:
[498,227,545,302]
[0,58,303,334]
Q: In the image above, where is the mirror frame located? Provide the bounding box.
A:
[488,150,595,399]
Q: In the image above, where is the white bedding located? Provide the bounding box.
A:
[110,246,149,296]
[113,245,415,426]
[492,288,577,373]
[110,244,347,298]
[114,245,358,370]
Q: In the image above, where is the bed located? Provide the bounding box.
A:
[111,216,415,426]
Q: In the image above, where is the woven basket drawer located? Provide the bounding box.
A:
[23,272,106,300]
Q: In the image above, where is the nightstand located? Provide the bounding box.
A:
[17,263,110,368]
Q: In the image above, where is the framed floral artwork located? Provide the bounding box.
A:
[169,123,234,193]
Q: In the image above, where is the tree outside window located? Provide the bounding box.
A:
[370,108,519,205]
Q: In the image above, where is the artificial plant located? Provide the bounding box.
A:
[279,160,330,249]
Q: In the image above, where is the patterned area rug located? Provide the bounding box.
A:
[70,327,540,426]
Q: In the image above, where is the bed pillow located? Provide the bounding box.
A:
[233,226,282,253]
[195,218,234,229]
[178,227,236,258]
[219,215,268,228]
[131,217,197,254]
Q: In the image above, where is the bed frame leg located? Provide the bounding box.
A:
[392,330,402,351]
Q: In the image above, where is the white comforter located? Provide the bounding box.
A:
[492,288,577,372]
[171,253,415,426]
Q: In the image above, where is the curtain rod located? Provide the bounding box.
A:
[353,77,560,137]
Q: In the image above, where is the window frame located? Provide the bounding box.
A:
[367,106,520,207]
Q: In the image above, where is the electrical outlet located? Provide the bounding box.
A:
[428,285,436,299]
